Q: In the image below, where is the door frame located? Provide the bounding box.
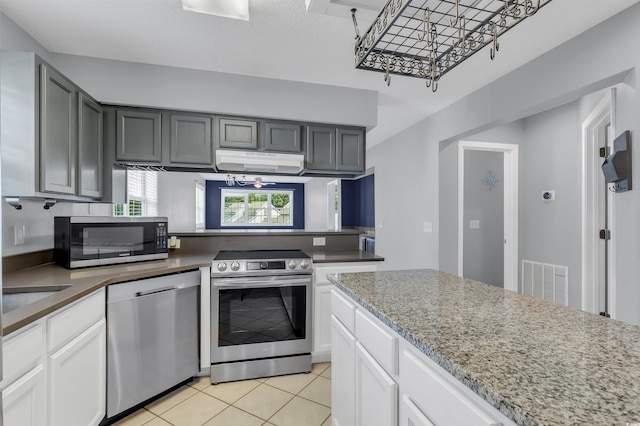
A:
[582,89,616,317]
[457,141,519,292]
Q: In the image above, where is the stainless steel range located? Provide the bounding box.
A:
[210,250,313,384]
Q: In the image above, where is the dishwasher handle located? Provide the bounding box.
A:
[135,285,180,298]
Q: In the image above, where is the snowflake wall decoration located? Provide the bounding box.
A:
[483,171,500,191]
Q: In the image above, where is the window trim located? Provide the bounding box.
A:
[220,188,294,227]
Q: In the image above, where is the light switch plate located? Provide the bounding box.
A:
[313,237,326,246]
[14,224,25,245]
[469,220,480,229]
[423,222,433,233]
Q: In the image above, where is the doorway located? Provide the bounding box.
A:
[582,89,616,318]
[458,141,519,292]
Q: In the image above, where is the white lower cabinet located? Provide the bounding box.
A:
[49,319,106,426]
[330,315,356,426]
[3,364,47,426]
[2,288,106,426]
[331,287,516,426]
[313,262,378,362]
[355,342,398,426]
[314,285,333,358]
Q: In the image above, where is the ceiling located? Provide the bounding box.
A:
[1,0,639,148]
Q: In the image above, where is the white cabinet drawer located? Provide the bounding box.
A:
[48,288,105,353]
[331,289,356,333]
[400,394,436,426]
[401,348,502,426]
[355,310,398,375]
[2,321,45,387]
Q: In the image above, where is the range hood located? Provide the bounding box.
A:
[215,149,304,174]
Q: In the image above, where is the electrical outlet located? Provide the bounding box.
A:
[313,237,326,246]
[14,224,25,245]
[469,220,480,229]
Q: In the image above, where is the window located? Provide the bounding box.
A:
[113,170,158,216]
[221,189,293,227]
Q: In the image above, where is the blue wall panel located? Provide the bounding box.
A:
[206,181,305,229]
[341,180,356,227]
[358,174,375,228]
[341,174,375,228]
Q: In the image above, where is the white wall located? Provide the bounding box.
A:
[370,3,640,325]
[368,124,439,272]
[2,200,112,256]
[157,172,205,233]
[519,101,582,307]
[0,12,51,61]
[304,177,335,231]
[50,53,378,130]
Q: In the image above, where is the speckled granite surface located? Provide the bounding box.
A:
[328,269,640,426]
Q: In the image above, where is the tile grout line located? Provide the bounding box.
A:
[140,365,331,426]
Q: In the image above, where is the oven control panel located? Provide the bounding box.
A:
[212,258,311,276]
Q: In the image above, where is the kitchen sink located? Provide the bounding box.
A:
[2,285,72,314]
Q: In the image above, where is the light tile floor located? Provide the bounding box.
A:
[115,363,332,426]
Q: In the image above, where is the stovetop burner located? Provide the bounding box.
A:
[214,250,309,261]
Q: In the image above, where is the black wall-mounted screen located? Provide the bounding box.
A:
[602,130,632,192]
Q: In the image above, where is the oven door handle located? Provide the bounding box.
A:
[213,276,311,288]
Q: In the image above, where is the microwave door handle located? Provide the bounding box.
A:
[136,285,180,297]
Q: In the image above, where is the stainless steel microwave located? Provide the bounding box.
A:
[54,216,169,269]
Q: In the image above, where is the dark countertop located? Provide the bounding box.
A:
[2,253,213,336]
[306,250,384,263]
[328,269,640,426]
[2,249,381,336]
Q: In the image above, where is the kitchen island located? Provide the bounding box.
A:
[328,269,640,426]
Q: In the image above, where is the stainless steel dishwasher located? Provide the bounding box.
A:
[106,271,200,420]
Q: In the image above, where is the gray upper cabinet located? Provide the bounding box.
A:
[169,113,213,165]
[336,128,365,172]
[264,122,301,153]
[1,52,107,201]
[40,63,77,195]
[305,125,365,174]
[218,118,258,149]
[116,109,162,162]
[78,92,103,198]
[305,125,336,171]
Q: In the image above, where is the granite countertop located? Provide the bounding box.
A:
[2,253,213,336]
[328,269,640,426]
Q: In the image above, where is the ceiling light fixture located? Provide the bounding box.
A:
[181,0,249,21]
[351,0,551,92]
[225,175,270,188]
[225,174,248,187]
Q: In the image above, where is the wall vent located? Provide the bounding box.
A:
[521,260,568,306]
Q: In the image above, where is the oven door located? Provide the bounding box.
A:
[211,275,312,363]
